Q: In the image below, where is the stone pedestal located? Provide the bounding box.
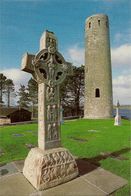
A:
[114,115,121,126]
[23,147,78,190]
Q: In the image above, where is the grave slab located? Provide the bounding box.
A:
[12,133,24,137]
[83,167,128,194]
[0,173,35,196]
[0,162,18,177]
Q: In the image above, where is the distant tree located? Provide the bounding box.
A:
[60,65,84,117]
[5,79,15,107]
[17,85,30,108]
[0,73,7,106]
[27,78,38,118]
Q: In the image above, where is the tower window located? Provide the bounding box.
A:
[89,22,91,28]
[95,88,100,98]
[106,21,108,27]
[98,20,100,26]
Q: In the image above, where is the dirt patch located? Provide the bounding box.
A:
[25,143,36,149]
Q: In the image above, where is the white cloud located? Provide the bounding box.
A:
[66,45,84,66]
[113,75,131,89]
[1,68,30,91]
[111,44,131,68]
[67,43,131,69]
[113,74,131,105]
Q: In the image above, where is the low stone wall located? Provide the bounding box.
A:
[0,118,11,125]
[0,120,37,126]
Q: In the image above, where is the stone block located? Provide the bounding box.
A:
[37,176,106,196]
[0,162,18,177]
[0,118,11,125]
[0,173,35,196]
[84,167,128,194]
[13,160,24,172]
[23,147,78,190]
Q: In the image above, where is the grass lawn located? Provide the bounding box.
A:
[0,119,130,195]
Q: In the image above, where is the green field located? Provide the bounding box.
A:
[0,119,130,195]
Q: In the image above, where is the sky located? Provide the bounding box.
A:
[0,0,131,105]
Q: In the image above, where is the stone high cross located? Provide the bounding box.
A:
[21,31,72,150]
[114,100,121,126]
[21,31,78,190]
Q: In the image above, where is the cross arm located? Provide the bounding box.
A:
[21,53,35,74]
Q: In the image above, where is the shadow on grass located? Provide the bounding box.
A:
[76,147,130,176]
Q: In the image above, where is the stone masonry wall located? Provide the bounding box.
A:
[84,14,113,119]
[0,118,11,125]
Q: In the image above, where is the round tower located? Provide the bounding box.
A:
[84,14,113,119]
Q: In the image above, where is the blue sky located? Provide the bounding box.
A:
[0,0,131,104]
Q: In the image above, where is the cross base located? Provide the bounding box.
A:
[114,115,121,126]
[23,147,79,190]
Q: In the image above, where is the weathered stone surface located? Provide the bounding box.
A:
[0,173,35,196]
[38,175,106,196]
[0,163,18,177]
[23,147,78,190]
[84,14,113,119]
[0,118,10,125]
[0,164,128,196]
[84,167,128,194]
[13,160,24,172]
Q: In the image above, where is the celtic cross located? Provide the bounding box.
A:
[21,30,72,150]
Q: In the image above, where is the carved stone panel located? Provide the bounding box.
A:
[23,147,79,190]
